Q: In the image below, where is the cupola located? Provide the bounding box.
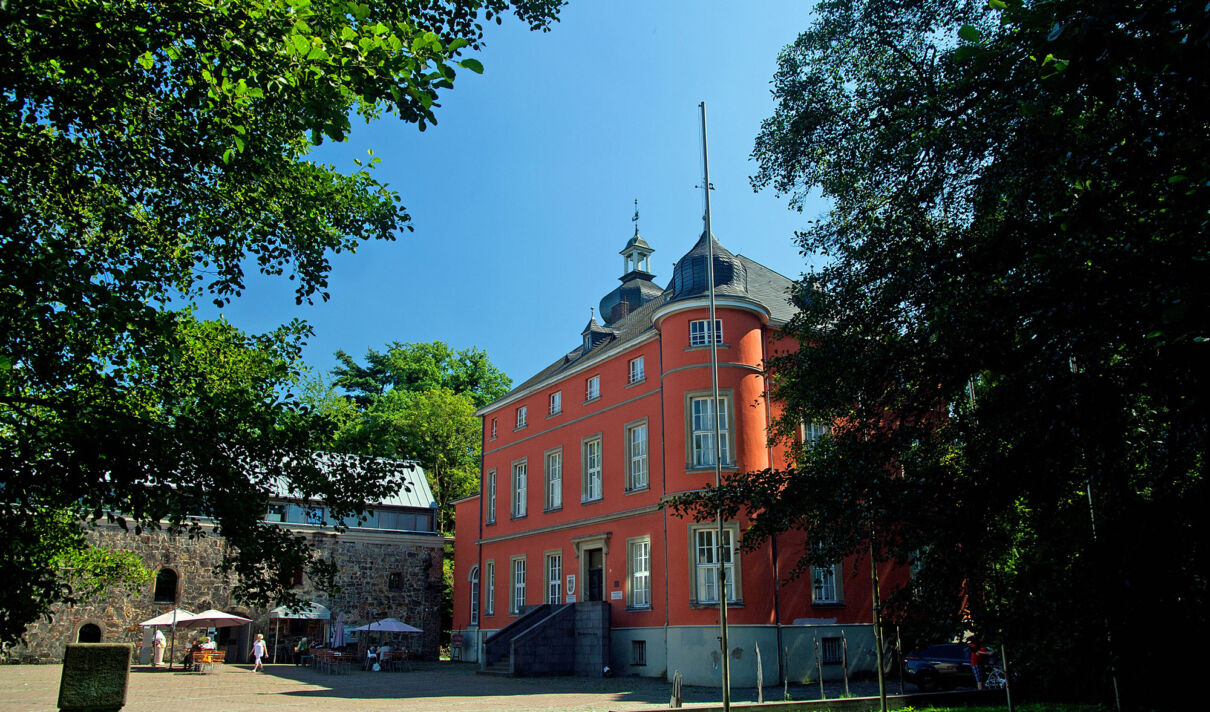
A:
[598,201,664,324]
[669,231,748,301]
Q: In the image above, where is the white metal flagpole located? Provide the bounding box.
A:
[699,100,731,711]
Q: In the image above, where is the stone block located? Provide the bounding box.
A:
[58,643,132,712]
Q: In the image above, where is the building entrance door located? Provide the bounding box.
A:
[586,548,604,602]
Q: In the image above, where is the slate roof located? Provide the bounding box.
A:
[485,233,797,410]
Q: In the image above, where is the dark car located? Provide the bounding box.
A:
[902,643,974,690]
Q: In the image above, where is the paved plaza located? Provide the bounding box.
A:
[0,661,888,712]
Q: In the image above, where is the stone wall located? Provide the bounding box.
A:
[9,523,444,664]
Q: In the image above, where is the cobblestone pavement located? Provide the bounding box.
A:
[0,661,893,712]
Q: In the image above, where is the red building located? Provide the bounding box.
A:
[452,228,904,686]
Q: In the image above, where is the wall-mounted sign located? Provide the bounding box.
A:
[566,574,576,595]
[610,590,624,601]
[566,595,576,603]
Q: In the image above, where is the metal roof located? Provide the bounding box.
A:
[268,454,434,510]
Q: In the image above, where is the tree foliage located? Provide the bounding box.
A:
[0,0,558,645]
[323,341,510,533]
[678,1,1209,706]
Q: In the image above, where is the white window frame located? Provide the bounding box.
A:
[585,374,600,401]
[688,391,733,468]
[628,356,645,384]
[510,556,526,614]
[689,318,723,347]
[490,418,497,440]
[812,563,843,604]
[485,469,496,524]
[549,390,562,415]
[689,522,741,604]
[545,447,563,511]
[511,459,527,518]
[626,419,649,491]
[801,421,832,444]
[485,560,495,616]
[515,406,527,429]
[545,552,562,604]
[469,565,480,626]
[628,536,652,609]
[582,435,602,502]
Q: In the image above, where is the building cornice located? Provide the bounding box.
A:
[476,503,661,545]
[650,296,771,330]
[475,331,659,416]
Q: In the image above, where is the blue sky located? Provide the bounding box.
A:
[209,1,827,388]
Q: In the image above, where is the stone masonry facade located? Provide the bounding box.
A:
[10,523,444,664]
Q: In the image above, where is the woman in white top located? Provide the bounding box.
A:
[252,633,267,672]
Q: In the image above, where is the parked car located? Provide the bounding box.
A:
[902,642,974,690]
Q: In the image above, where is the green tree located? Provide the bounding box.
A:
[333,340,511,409]
[1,0,559,645]
[325,341,511,533]
[678,1,1209,707]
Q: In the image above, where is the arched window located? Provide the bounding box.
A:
[153,569,177,603]
[77,623,102,643]
[469,565,480,626]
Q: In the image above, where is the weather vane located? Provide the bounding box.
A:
[632,199,640,236]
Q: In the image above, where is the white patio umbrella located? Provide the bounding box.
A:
[331,612,345,648]
[139,608,195,670]
[352,617,422,633]
[181,609,253,628]
[353,617,422,653]
[268,601,330,663]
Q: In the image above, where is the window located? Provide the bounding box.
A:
[153,569,177,603]
[690,523,740,604]
[821,637,843,664]
[511,460,527,518]
[585,375,600,401]
[510,556,526,614]
[485,561,496,616]
[812,563,843,604]
[485,470,496,524]
[688,393,732,468]
[265,503,286,522]
[628,537,651,608]
[516,406,527,429]
[545,553,562,604]
[549,391,562,415]
[689,318,723,347]
[545,448,563,510]
[631,640,647,666]
[469,566,480,625]
[628,356,645,384]
[802,421,832,444]
[305,506,325,525]
[582,435,602,502]
[626,420,649,491]
[490,418,497,440]
[388,571,403,591]
[283,564,305,588]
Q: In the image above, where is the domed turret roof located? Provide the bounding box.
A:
[669,232,748,301]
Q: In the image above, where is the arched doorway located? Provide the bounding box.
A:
[77,624,102,643]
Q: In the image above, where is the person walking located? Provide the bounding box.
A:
[252,633,267,672]
[969,641,992,689]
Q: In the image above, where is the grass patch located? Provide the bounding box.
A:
[892,705,1109,712]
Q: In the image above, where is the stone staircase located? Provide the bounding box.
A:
[478,601,610,678]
